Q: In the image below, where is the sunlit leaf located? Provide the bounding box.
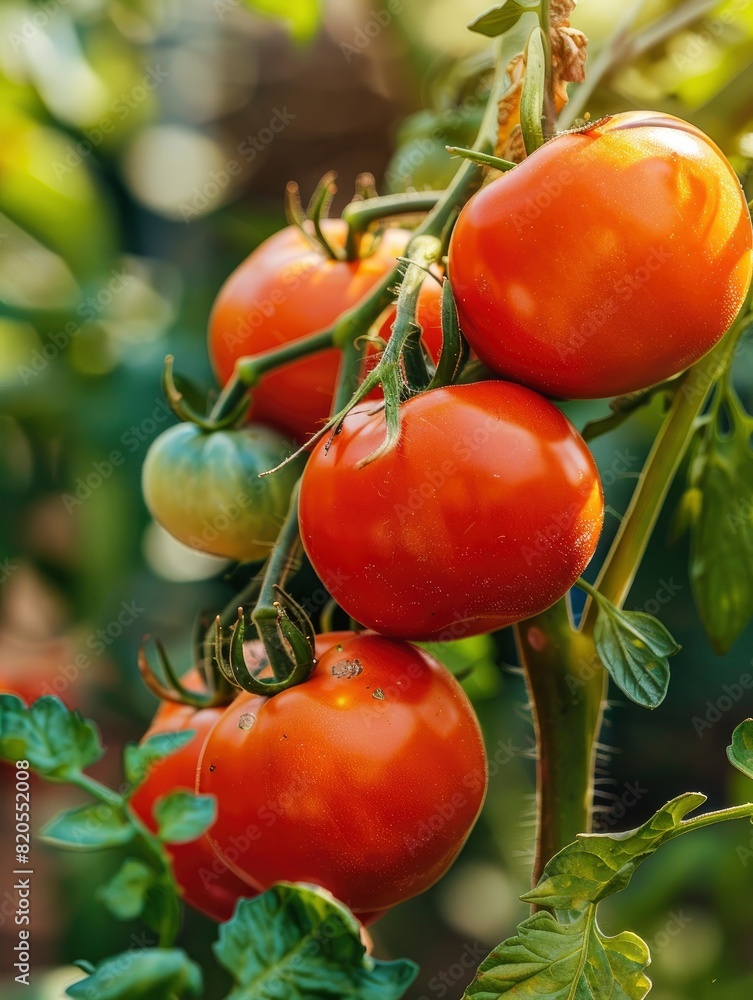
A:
[462,909,651,999]
[522,793,707,910]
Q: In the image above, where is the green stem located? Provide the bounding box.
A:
[539,0,556,139]
[68,772,124,810]
[244,480,310,690]
[333,336,369,413]
[582,330,737,628]
[208,329,336,428]
[69,773,180,946]
[342,191,443,236]
[673,802,753,837]
[515,598,607,888]
[445,147,517,172]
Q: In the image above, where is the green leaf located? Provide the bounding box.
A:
[468,0,539,38]
[154,791,216,844]
[728,719,753,780]
[592,596,680,709]
[40,802,135,851]
[241,0,320,42]
[0,695,104,780]
[215,883,418,999]
[462,909,651,999]
[522,793,706,911]
[123,731,196,791]
[97,859,156,920]
[66,948,202,999]
[687,395,753,653]
[520,26,546,155]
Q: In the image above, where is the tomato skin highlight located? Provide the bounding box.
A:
[298,381,604,641]
[198,633,487,914]
[141,422,303,563]
[208,221,442,442]
[449,111,753,399]
[130,674,255,923]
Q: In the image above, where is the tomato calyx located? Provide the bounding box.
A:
[161,355,248,432]
[285,171,346,262]
[213,596,316,697]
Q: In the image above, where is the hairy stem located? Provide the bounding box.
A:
[516,599,606,888]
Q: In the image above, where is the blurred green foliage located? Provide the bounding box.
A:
[1,0,753,997]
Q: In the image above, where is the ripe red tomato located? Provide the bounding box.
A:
[209,221,442,441]
[449,111,753,399]
[198,633,487,915]
[130,672,254,923]
[298,381,604,641]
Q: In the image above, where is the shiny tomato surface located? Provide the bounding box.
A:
[449,111,753,399]
[198,633,487,914]
[130,672,254,923]
[209,221,442,441]
[299,381,604,640]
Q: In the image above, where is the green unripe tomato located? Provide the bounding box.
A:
[142,423,303,562]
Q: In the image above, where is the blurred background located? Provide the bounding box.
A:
[1,0,753,996]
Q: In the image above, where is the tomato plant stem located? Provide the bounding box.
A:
[342,191,443,244]
[539,1,556,138]
[582,330,736,627]
[515,598,606,888]
[250,480,310,685]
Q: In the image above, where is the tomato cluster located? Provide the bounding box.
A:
[137,109,752,924]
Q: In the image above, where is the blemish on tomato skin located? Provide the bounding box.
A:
[332,658,363,679]
[238,713,256,731]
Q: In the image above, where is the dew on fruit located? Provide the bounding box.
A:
[372,688,385,700]
[332,658,363,679]
[238,712,256,730]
